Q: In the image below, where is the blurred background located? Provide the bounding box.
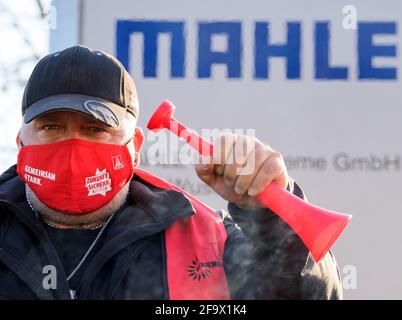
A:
[1,0,402,299]
[0,0,50,168]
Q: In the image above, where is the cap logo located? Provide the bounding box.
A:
[84,100,120,127]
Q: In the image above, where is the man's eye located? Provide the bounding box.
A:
[41,124,61,130]
[88,127,107,133]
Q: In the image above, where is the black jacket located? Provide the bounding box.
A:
[0,165,342,299]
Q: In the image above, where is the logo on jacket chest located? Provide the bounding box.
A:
[187,256,223,281]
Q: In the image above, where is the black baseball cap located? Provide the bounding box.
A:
[22,45,139,129]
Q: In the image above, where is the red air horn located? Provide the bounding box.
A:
[147,100,352,262]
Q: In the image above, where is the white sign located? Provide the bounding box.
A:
[50,0,402,299]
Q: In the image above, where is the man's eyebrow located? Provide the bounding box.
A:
[33,113,119,131]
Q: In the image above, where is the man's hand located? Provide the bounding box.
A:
[195,134,288,211]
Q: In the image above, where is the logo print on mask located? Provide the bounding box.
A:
[112,155,125,170]
[85,169,112,196]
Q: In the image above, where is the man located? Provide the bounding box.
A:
[0,46,342,300]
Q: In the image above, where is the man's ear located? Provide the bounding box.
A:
[134,127,144,153]
[16,130,21,148]
[133,127,144,168]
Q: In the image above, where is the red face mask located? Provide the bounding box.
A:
[17,139,135,215]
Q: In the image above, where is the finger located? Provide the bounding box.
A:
[213,133,237,176]
[232,143,272,195]
[195,133,237,186]
[223,135,258,188]
[247,152,287,197]
[195,157,215,185]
